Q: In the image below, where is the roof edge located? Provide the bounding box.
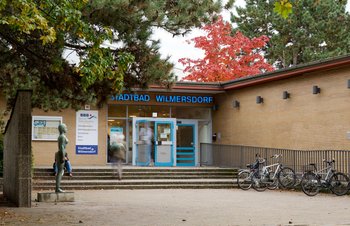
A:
[222,55,350,90]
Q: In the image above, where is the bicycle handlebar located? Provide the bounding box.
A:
[271,154,282,159]
[322,159,335,165]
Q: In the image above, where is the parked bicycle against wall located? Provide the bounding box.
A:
[237,154,265,191]
[251,154,297,191]
[300,159,350,196]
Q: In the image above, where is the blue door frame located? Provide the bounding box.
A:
[176,124,195,166]
[154,121,174,167]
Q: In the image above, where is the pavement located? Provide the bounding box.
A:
[1,189,350,226]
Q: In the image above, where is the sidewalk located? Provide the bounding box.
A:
[1,189,350,226]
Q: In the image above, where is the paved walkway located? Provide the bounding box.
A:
[1,189,350,226]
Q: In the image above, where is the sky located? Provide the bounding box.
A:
[154,0,350,80]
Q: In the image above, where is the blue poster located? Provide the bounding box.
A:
[76,145,98,155]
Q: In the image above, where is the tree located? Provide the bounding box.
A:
[232,0,350,69]
[274,0,293,19]
[0,0,229,110]
[179,16,274,82]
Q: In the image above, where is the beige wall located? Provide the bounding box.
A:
[32,106,108,167]
[1,95,109,167]
[213,66,350,150]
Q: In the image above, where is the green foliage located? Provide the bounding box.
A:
[274,0,293,19]
[0,0,226,110]
[233,0,350,69]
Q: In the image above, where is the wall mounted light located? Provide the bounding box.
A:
[212,105,218,111]
[212,133,217,142]
[348,79,350,89]
[233,100,240,108]
[256,96,263,104]
[312,85,321,94]
[282,91,290,99]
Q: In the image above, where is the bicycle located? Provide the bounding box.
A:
[237,155,265,191]
[252,154,297,191]
[300,159,350,196]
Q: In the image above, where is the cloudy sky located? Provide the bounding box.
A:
[154,0,350,80]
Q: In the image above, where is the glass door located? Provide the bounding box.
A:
[132,117,176,166]
[134,120,153,166]
[154,121,174,166]
[176,124,195,166]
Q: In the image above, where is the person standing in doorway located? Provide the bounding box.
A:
[144,123,153,166]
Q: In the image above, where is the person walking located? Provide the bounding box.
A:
[110,133,126,180]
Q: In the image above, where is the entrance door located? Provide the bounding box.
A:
[132,117,176,166]
[176,124,196,166]
[134,120,152,166]
[154,121,174,166]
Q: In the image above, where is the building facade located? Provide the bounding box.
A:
[1,55,349,167]
[213,56,350,150]
[27,87,220,167]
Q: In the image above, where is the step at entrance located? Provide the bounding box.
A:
[33,167,238,190]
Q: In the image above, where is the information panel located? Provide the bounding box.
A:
[76,110,98,154]
[32,116,62,141]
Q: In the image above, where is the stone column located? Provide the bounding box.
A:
[3,90,32,207]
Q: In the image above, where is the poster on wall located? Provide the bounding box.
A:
[32,116,62,141]
[76,110,98,154]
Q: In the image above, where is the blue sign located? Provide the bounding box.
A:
[111,94,150,102]
[155,95,213,104]
[76,145,98,155]
[33,120,46,127]
[111,127,123,133]
[110,94,213,104]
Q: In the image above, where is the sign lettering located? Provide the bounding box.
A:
[111,94,213,104]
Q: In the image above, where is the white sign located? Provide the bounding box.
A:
[32,116,62,141]
[76,110,98,154]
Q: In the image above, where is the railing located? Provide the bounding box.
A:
[200,143,350,175]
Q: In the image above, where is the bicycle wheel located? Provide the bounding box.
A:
[267,172,278,190]
[301,172,320,196]
[277,167,296,189]
[237,171,252,190]
[252,173,267,192]
[329,172,350,196]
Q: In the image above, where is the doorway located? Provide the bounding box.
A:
[176,120,198,166]
[132,117,176,166]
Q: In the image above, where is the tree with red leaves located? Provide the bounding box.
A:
[179,16,274,82]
